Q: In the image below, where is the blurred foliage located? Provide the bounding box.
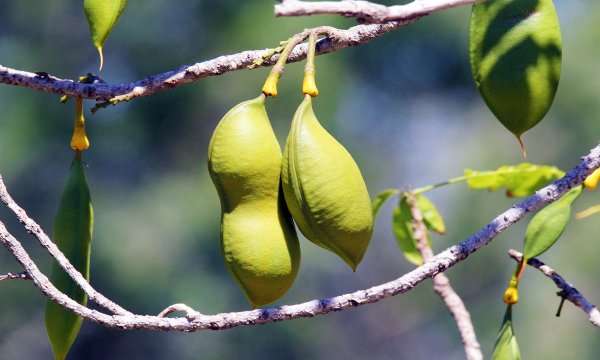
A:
[1,1,600,359]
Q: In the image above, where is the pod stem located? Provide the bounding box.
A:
[303,33,319,97]
[71,98,90,151]
[262,34,306,97]
[503,261,526,305]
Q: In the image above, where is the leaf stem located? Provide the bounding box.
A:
[575,204,600,219]
[412,167,563,195]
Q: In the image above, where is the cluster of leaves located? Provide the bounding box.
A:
[372,162,588,358]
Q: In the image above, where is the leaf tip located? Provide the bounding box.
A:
[517,136,526,159]
[97,47,104,71]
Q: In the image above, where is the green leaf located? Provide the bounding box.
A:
[45,154,93,360]
[392,195,427,266]
[464,163,564,197]
[84,0,128,70]
[372,189,399,218]
[415,194,446,234]
[492,306,521,360]
[523,186,583,259]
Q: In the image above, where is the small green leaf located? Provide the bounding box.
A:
[84,0,128,70]
[492,306,521,360]
[373,189,399,218]
[523,186,582,259]
[392,196,427,266]
[464,163,564,197]
[415,194,446,234]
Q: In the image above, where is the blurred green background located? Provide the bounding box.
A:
[1,1,599,359]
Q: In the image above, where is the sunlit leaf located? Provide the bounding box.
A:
[464,163,564,197]
[84,0,129,70]
[491,306,521,360]
[373,189,399,218]
[392,195,427,266]
[523,186,582,259]
[415,194,446,234]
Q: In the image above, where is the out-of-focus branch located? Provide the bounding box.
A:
[275,0,482,23]
[0,271,30,281]
[508,249,600,329]
[405,193,482,360]
[1,144,598,332]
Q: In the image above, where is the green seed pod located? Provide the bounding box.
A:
[84,0,128,70]
[45,153,93,360]
[469,0,562,151]
[282,94,373,270]
[208,95,300,308]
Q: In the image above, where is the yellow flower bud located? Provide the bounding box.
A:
[584,168,600,190]
[503,285,519,305]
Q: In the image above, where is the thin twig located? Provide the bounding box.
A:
[508,249,600,328]
[275,0,482,23]
[405,192,482,360]
[0,0,488,106]
[0,271,30,281]
[1,144,599,332]
[0,174,132,316]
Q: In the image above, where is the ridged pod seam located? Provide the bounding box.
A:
[282,94,373,270]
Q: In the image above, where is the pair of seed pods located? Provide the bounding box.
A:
[208,94,374,307]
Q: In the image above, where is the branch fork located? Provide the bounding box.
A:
[2,144,600,333]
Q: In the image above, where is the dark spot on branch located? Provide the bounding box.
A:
[34,72,50,80]
[437,263,446,274]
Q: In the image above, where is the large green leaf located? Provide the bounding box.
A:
[464,163,564,197]
[392,195,428,266]
[372,189,399,218]
[523,186,582,259]
[415,194,446,234]
[492,306,521,360]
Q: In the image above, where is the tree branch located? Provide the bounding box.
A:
[405,192,482,360]
[275,0,482,23]
[1,144,599,332]
[508,249,600,329]
[0,23,409,106]
[0,174,132,316]
[0,271,30,281]
[0,0,482,107]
